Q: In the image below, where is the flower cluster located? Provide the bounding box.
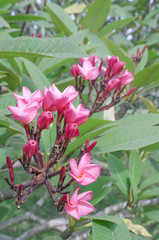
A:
[5,84,100,220]
[71,54,135,114]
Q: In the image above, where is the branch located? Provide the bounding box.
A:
[15,218,67,240]
[0,189,16,202]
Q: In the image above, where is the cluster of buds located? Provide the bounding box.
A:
[71,54,136,114]
[5,85,101,220]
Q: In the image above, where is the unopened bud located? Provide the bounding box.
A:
[37,111,54,130]
[18,184,23,196]
[6,156,13,170]
[9,168,14,184]
[70,64,79,78]
[57,194,68,212]
[124,87,136,97]
[86,141,97,153]
[23,140,39,159]
[58,166,66,188]
[65,123,79,139]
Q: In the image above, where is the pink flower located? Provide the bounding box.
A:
[64,103,90,126]
[65,187,94,220]
[106,78,120,91]
[69,153,101,185]
[70,64,80,78]
[13,86,42,109]
[79,55,99,67]
[42,84,78,113]
[77,59,99,80]
[8,100,39,125]
[119,70,134,85]
[65,123,79,139]
[37,111,54,130]
[23,139,39,158]
[106,55,125,78]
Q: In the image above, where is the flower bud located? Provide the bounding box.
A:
[6,156,13,170]
[70,64,80,78]
[58,166,66,188]
[23,140,39,159]
[57,194,68,212]
[65,123,79,139]
[37,111,54,130]
[124,87,136,97]
[18,184,23,195]
[86,140,97,153]
[9,168,14,184]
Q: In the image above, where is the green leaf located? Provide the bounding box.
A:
[129,151,142,202]
[0,93,16,115]
[0,16,10,28]
[4,15,46,22]
[0,113,24,134]
[0,147,14,168]
[103,37,134,73]
[92,220,131,240]
[92,114,159,154]
[80,0,111,33]
[98,17,135,37]
[139,174,159,191]
[0,37,87,58]
[46,2,77,36]
[139,96,159,113]
[80,176,113,205]
[0,129,15,145]
[82,215,121,225]
[129,150,142,186]
[129,44,148,73]
[144,210,159,222]
[21,58,50,90]
[133,64,159,90]
[138,187,159,200]
[107,154,129,196]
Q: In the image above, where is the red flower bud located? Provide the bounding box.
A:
[124,87,136,97]
[85,140,97,153]
[70,64,80,78]
[37,111,54,130]
[58,166,66,188]
[59,194,67,205]
[6,156,13,170]
[23,140,39,159]
[18,184,23,195]
[65,123,79,139]
[9,168,14,184]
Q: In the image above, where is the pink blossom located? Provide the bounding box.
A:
[13,86,42,109]
[65,123,79,139]
[119,70,134,85]
[106,55,125,78]
[65,186,94,220]
[69,153,101,185]
[37,111,54,130]
[8,100,39,125]
[79,55,99,67]
[106,78,120,91]
[23,139,39,158]
[77,59,99,80]
[64,103,90,126]
[70,64,80,78]
[42,84,78,113]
